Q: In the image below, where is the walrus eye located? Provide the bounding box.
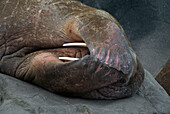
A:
[58,42,88,61]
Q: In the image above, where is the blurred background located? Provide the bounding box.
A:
[79,0,170,77]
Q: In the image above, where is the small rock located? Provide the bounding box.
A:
[0,96,2,105]
[156,60,170,95]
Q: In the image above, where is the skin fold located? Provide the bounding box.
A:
[0,0,144,99]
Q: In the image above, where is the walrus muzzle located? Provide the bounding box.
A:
[0,0,144,99]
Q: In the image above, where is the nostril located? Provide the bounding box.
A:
[119,78,127,84]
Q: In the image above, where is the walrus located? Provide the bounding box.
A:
[0,0,144,99]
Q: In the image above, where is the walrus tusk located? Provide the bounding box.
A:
[60,43,87,61]
[59,57,80,61]
[62,43,87,47]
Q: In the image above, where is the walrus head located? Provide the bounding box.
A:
[0,0,144,99]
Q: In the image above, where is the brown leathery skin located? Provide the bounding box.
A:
[0,0,144,99]
[80,59,144,99]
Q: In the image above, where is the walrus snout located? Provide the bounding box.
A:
[65,11,134,75]
[0,0,144,99]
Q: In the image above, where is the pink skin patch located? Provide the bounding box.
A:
[115,53,119,68]
[26,8,30,10]
[4,17,8,20]
[38,9,42,14]
[96,48,102,58]
[78,25,86,32]
[95,64,102,74]
[92,49,95,53]
[104,69,111,77]
[105,49,110,64]
[42,25,46,28]
[31,53,62,70]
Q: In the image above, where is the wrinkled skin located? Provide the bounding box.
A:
[0,0,144,99]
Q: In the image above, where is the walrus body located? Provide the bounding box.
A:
[0,0,144,99]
